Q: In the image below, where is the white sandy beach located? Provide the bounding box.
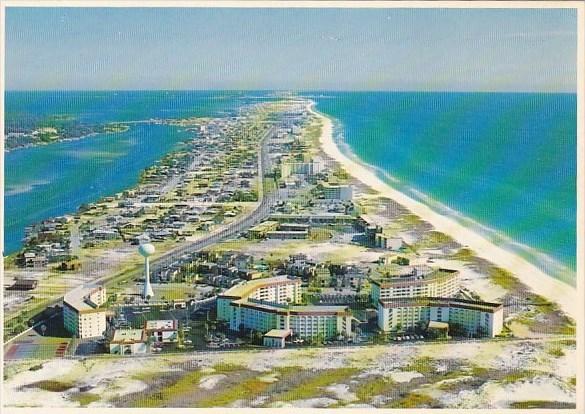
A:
[308,102,578,320]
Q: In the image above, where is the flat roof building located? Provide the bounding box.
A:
[370,268,460,303]
[63,285,107,339]
[109,329,148,355]
[145,319,179,343]
[377,297,503,338]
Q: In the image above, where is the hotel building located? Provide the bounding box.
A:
[370,268,460,303]
[217,275,302,321]
[377,297,504,338]
[63,285,107,339]
[217,276,353,340]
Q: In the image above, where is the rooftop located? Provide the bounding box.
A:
[111,329,147,344]
[145,319,178,331]
[378,297,503,313]
[371,268,458,287]
[219,275,300,300]
[63,284,105,313]
[264,329,292,339]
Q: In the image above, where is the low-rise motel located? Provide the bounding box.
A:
[217,276,353,341]
[63,284,107,339]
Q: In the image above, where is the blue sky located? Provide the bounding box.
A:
[5,7,578,92]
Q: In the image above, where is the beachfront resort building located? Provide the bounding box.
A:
[217,276,302,320]
[370,268,460,303]
[321,183,353,201]
[377,297,504,338]
[63,285,107,339]
[217,276,353,340]
[280,156,323,178]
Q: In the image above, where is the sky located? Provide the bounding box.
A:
[5,7,578,92]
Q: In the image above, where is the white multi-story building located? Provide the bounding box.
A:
[375,234,403,251]
[321,183,353,201]
[63,285,107,339]
[377,297,503,338]
[217,276,302,321]
[370,268,460,303]
[229,299,352,339]
[281,157,323,178]
[217,275,353,340]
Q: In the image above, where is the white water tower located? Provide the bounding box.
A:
[138,243,155,299]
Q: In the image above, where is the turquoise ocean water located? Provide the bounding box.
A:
[311,92,576,284]
[4,91,576,285]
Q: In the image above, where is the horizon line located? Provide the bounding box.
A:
[4,89,577,94]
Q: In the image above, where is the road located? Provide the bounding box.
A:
[3,123,278,346]
[150,124,278,273]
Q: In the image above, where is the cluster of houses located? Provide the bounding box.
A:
[17,216,74,269]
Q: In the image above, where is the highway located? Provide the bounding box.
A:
[149,124,278,274]
[3,122,278,346]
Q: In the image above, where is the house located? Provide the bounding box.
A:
[263,329,292,348]
[144,320,179,344]
[8,278,38,291]
[109,329,149,355]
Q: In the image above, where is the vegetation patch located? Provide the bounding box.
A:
[32,380,75,392]
[384,392,440,408]
[353,376,396,402]
[488,266,522,291]
[274,367,359,402]
[70,392,100,406]
[547,346,565,358]
[403,356,436,375]
[450,248,476,262]
[130,369,205,407]
[196,377,270,407]
[509,400,576,409]
[500,369,538,384]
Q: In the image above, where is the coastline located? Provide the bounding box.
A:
[308,101,578,320]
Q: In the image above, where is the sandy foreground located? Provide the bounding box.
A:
[308,102,578,320]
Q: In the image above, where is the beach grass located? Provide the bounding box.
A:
[383,392,440,408]
[130,369,205,407]
[70,392,100,406]
[273,367,359,402]
[354,376,396,402]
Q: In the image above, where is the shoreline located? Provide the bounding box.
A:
[308,101,578,320]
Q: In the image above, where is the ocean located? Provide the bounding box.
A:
[4,91,576,285]
[311,92,576,283]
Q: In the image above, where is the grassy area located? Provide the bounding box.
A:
[399,214,425,226]
[450,247,476,262]
[130,370,205,407]
[546,346,565,357]
[33,380,75,392]
[509,401,576,409]
[488,266,522,291]
[70,392,100,406]
[413,231,454,249]
[354,376,396,402]
[384,392,440,408]
[403,356,436,375]
[197,376,270,407]
[275,367,359,401]
[500,369,538,384]
[309,228,333,241]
